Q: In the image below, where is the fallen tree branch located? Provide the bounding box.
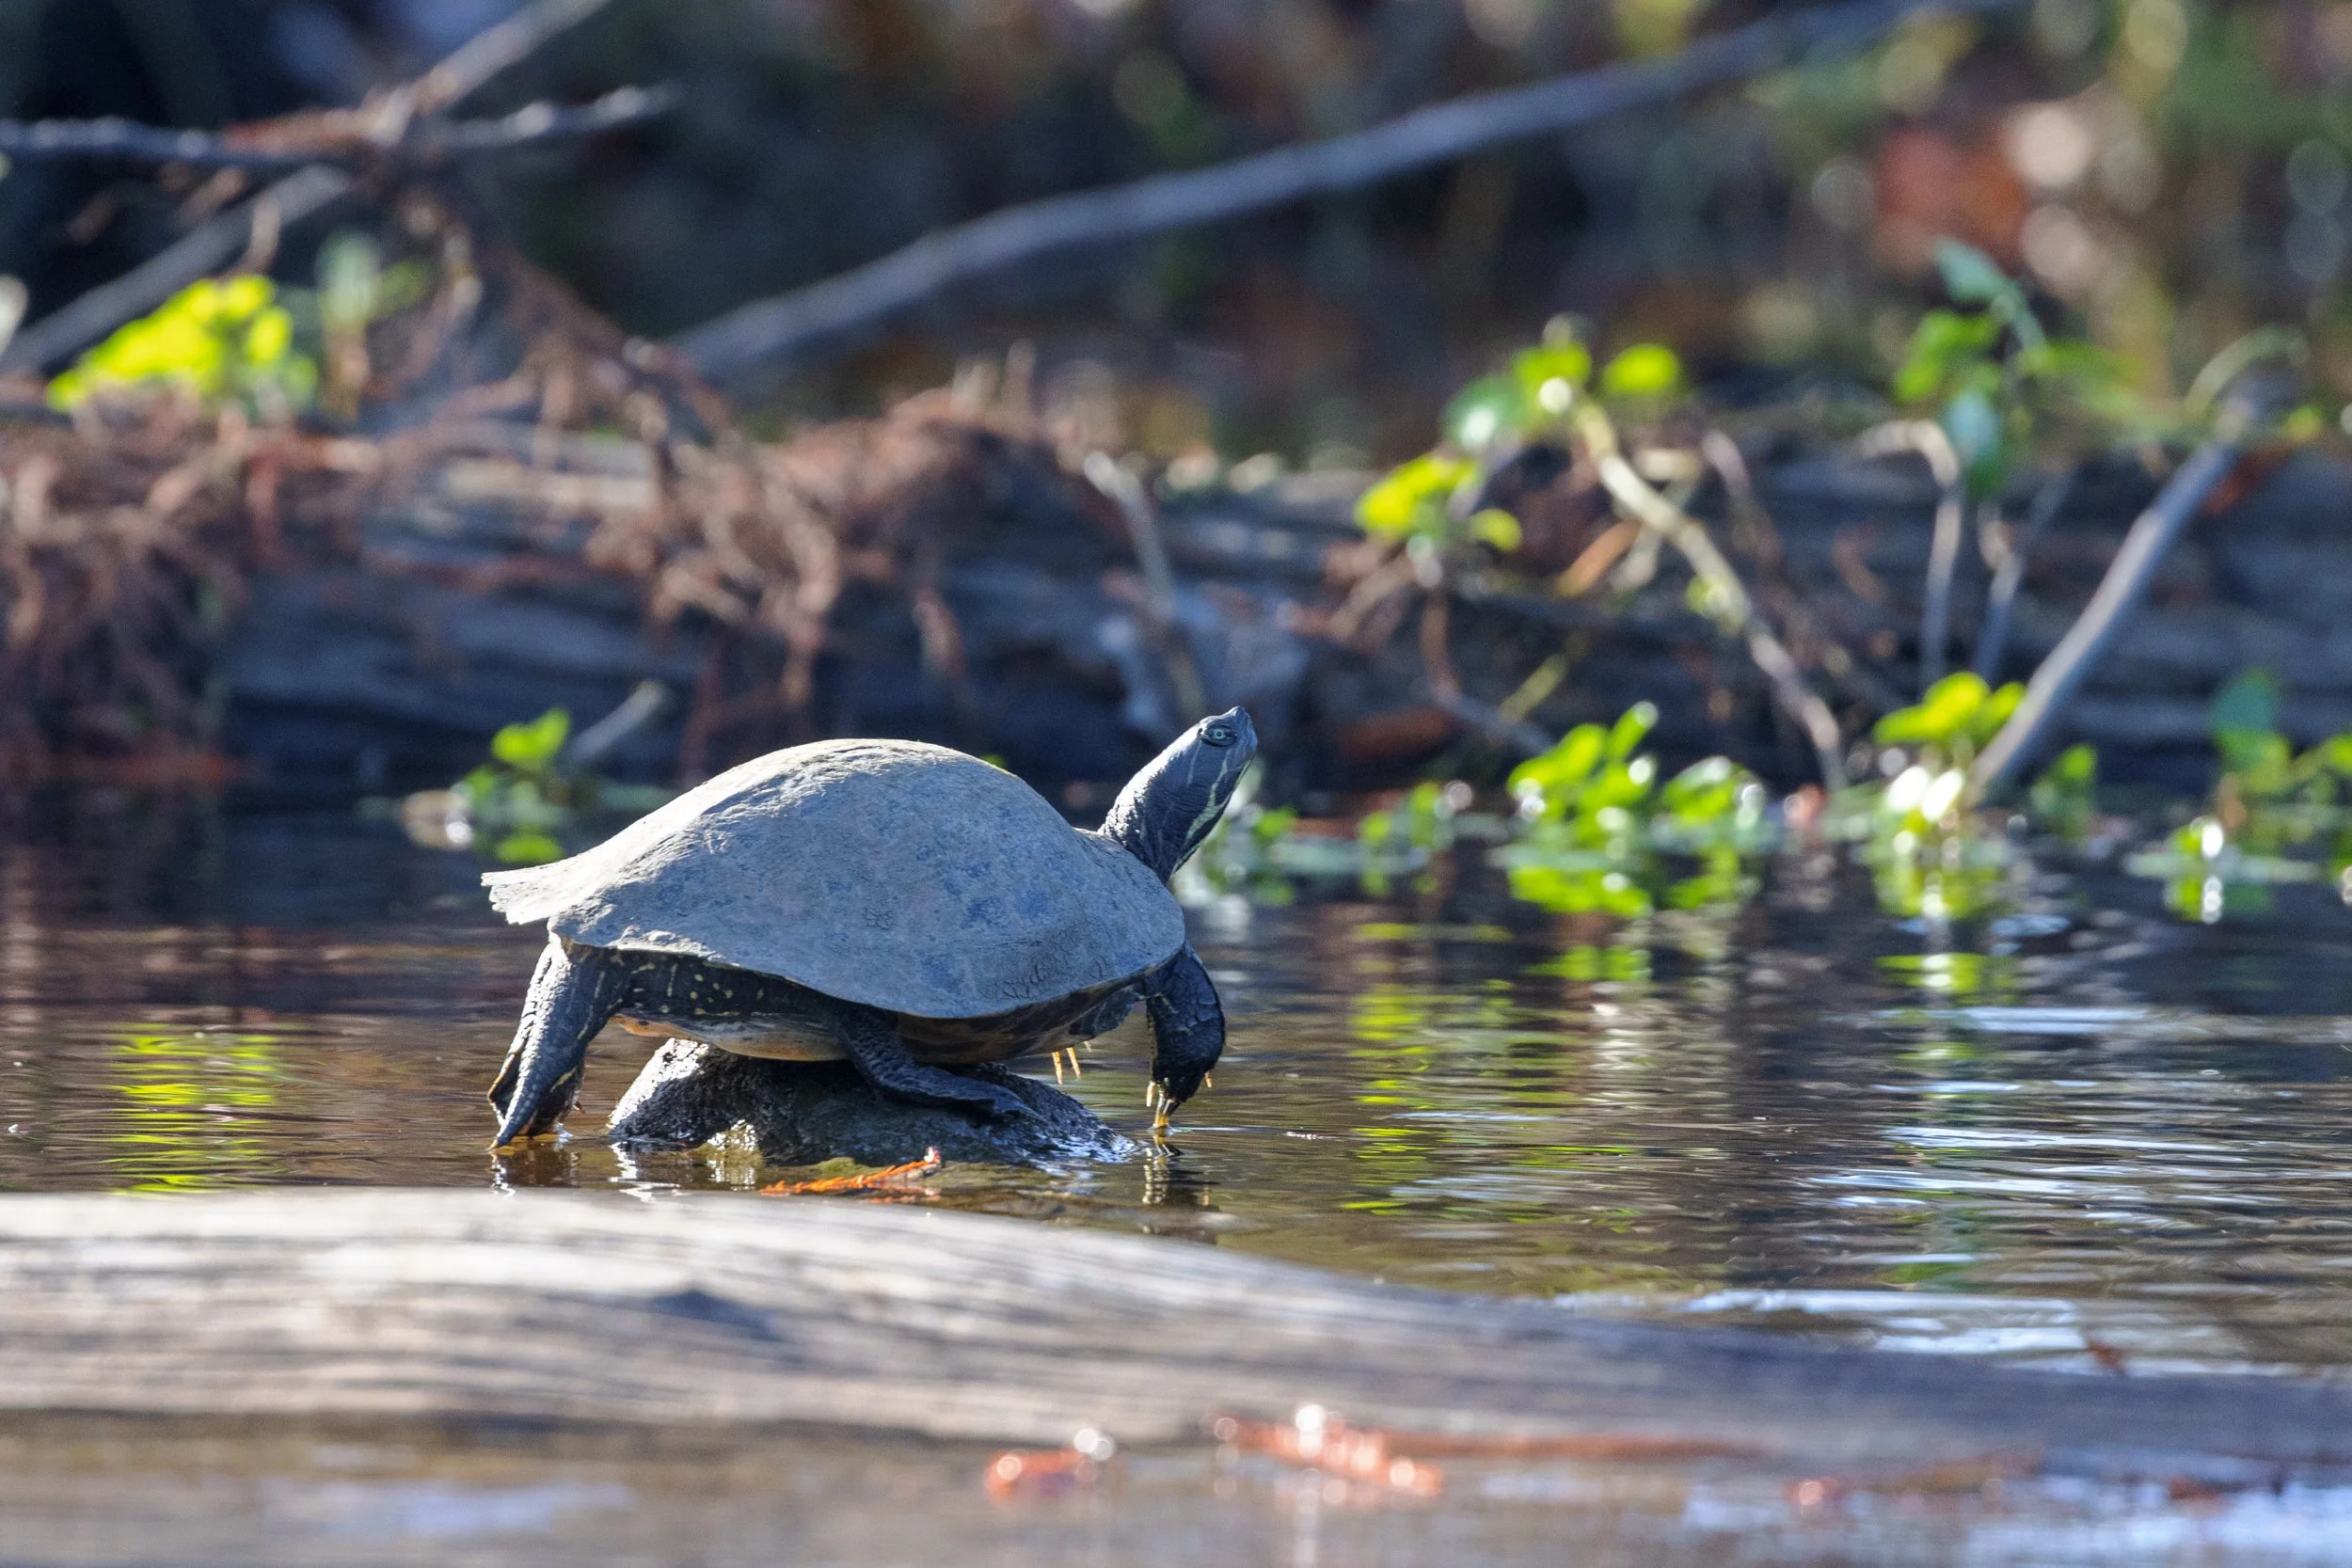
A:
[4,1189,2349,1465]
[0,85,677,172]
[674,0,2023,379]
[1971,388,2286,792]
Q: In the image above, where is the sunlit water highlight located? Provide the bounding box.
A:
[7,797,2352,1377]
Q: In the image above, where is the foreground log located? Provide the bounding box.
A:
[2,1190,2348,1474]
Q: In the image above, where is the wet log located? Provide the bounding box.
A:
[202,425,2352,795]
[1,1190,2349,1473]
[605,1038,1136,1165]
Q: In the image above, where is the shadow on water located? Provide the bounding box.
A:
[8,789,2352,1385]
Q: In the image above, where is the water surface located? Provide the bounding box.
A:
[6,794,2352,1377]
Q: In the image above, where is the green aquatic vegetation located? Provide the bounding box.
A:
[49,276,317,418]
[2026,743,2098,842]
[1500,703,1771,917]
[400,705,673,865]
[2124,670,2352,917]
[1187,705,1766,915]
[1820,673,2044,923]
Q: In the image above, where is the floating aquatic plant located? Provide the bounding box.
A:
[396,693,673,864]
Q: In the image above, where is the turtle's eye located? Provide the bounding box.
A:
[1203,722,1237,747]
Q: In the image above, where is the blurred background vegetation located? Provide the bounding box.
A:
[3,0,2346,462]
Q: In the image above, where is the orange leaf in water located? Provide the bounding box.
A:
[760,1148,942,1196]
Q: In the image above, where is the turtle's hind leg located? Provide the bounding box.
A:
[832,1001,1032,1120]
[488,938,632,1148]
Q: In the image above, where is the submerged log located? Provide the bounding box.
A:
[1,1190,2349,1472]
[605,1038,1136,1165]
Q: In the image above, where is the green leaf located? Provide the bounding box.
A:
[1469,508,1523,552]
[1444,376,1529,453]
[1598,343,1683,402]
[494,830,567,866]
[2217,727,2291,783]
[1509,722,1607,811]
[1934,240,2014,307]
[490,708,571,772]
[1932,239,2044,352]
[1875,673,1990,747]
[1941,387,2003,472]
[1510,342,1592,415]
[1969,682,2025,747]
[1892,309,2003,405]
[2210,669,2278,740]
[1605,702,1659,762]
[2312,735,2352,777]
[1356,453,1472,537]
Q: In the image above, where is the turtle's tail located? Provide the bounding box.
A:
[490,938,630,1149]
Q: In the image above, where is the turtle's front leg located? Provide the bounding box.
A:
[488,937,632,1148]
[1142,944,1223,1125]
[828,999,1033,1120]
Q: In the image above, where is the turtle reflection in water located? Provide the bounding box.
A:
[482,709,1258,1148]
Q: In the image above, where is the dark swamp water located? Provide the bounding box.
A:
[10,792,2352,1565]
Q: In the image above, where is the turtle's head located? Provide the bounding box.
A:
[1103,707,1258,882]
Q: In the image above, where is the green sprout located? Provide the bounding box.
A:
[49,275,317,418]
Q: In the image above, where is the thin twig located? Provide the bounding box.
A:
[1857,419,1963,693]
[1436,690,1557,757]
[0,86,676,171]
[0,277,24,363]
[674,0,2025,379]
[0,166,356,374]
[1971,388,2284,792]
[1084,452,1207,722]
[1576,404,1847,789]
[410,0,621,117]
[437,85,679,153]
[1971,468,2073,681]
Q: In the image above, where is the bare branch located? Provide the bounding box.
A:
[0,119,315,171]
[410,0,621,117]
[436,84,679,153]
[0,166,355,375]
[1971,469,2074,681]
[1971,384,2290,793]
[1856,420,1964,692]
[0,86,675,174]
[674,0,2025,380]
[1577,403,1849,790]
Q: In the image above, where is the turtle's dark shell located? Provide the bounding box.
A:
[482,740,1185,1018]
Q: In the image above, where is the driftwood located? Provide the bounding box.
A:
[1,1189,2348,1475]
[673,0,2024,379]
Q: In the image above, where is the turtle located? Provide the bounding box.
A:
[481,707,1258,1148]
